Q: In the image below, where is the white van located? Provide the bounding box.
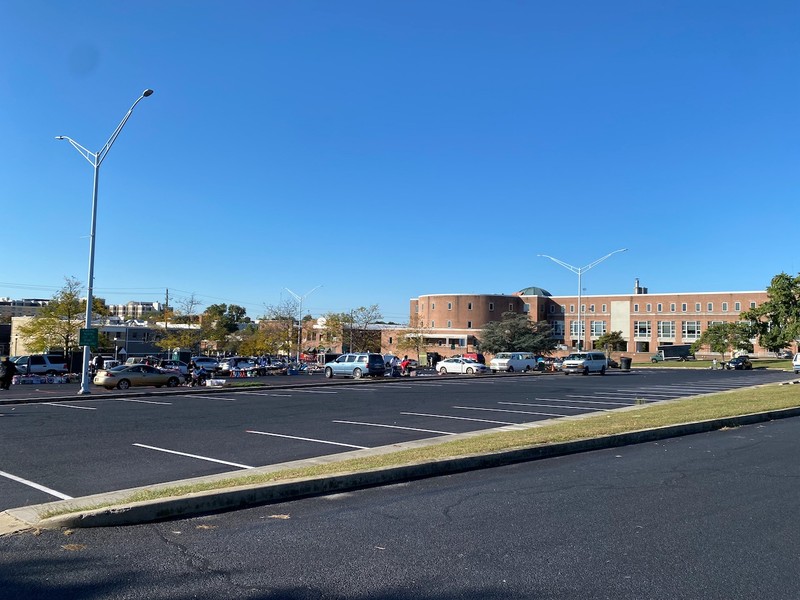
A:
[489,352,538,373]
[562,351,607,375]
[793,353,800,375]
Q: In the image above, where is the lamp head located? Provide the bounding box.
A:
[55,136,65,140]
[142,89,154,97]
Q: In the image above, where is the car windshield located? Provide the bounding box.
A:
[566,353,588,360]
[495,353,511,359]
[108,365,131,372]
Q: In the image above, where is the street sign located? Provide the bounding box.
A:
[79,328,99,348]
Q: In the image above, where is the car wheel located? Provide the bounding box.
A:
[600,366,606,375]
[353,368,363,379]
[167,377,180,387]
[117,379,131,390]
[651,358,657,363]
[582,367,589,376]
[563,371,569,375]
[439,367,448,375]
[507,366,514,373]
[466,367,474,374]
[325,367,333,379]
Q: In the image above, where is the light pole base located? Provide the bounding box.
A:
[77,388,92,395]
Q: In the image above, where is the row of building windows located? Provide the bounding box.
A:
[430,321,474,328]
[547,320,735,341]
[549,301,757,314]
[421,302,517,312]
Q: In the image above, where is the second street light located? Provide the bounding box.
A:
[538,249,627,351]
[57,89,154,395]
[285,286,321,364]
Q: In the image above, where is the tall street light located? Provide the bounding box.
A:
[538,249,627,351]
[285,286,321,364]
[57,89,154,395]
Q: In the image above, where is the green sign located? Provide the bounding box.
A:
[79,328,99,348]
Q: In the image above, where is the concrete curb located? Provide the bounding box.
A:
[5,403,800,533]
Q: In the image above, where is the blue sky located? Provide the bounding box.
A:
[1,1,798,324]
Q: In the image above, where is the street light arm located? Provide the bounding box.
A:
[537,254,580,275]
[580,248,628,272]
[97,90,153,166]
[55,136,97,167]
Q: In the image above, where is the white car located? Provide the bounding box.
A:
[793,353,800,375]
[437,357,489,375]
[489,352,538,373]
[191,357,219,373]
[562,351,607,376]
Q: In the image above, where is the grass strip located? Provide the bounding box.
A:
[41,382,799,518]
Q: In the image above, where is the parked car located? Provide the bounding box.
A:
[489,352,538,373]
[793,353,800,374]
[218,357,256,375]
[726,356,753,370]
[153,359,189,375]
[93,364,182,390]
[562,351,607,376]
[437,357,489,375]
[191,356,219,373]
[776,350,792,359]
[324,353,386,379]
[13,354,69,375]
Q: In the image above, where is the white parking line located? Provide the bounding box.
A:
[0,469,73,500]
[333,420,455,435]
[566,394,659,401]
[498,401,610,412]
[133,443,253,469]
[595,390,676,396]
[43,402,97,410]
[292,389,339,394]
[187,395,239,401]
[242,392,294,397]
[401,412,517,425]
[534,397,629,406]
[454,405,566,417]
[121,398,172,405]
[246,430,369,449]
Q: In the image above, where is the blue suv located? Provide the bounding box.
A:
[324,353,386,379]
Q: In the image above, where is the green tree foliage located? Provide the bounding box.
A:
[17,277,88,354]
[477,312,558,355]
[201,303,250,348]
[595,331,627,355]
[262,299,300,357]
[319,305,383,353]
[741,272,800,352]
[690,322,755,361]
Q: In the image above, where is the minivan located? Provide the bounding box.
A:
[324,353,386,379]
[489,352,538,373]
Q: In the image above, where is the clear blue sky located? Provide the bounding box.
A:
[1,1,798,324]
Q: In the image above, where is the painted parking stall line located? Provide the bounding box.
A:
[43,402,97,410]
[133,444,254,469]
[498,401,612,412]
[534,397,630,407]
[401,412,518,426]
[453,405,566,418]
[186,395,239,402]
[333,420,456,436]
[0,469,73,500]
[246,430,369,449]
[121,398,173,405]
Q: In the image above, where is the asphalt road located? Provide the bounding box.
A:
[2,415,799,599]
[0,368,794,512]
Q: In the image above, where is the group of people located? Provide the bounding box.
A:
[186,361,208,386]
[387,355,416,377]
[0,357,18,390]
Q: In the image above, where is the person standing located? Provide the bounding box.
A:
[0,357,17,390]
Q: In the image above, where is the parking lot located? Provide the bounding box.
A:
[0,368,795,512]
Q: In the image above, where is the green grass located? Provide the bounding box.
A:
[38,380,800,520]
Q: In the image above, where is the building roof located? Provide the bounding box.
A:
[517,286,552,297]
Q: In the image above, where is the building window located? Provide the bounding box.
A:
[550,320,565,337]
[750,301,756,308]
[509,303,514,311]
[489,303,494,311]
[634,320,651,337]
[681,303,686,312]
[682,321,701,340]
[670,303,675,312]
[590,321,606,337]
[734,302,741,311]
[602,304,607,312]
[388,337,393,344]
[589,304,595,313]
[468,302,473,310]
[657,303,663,312]
[695,303,701,311]
[549,305,555,314]
[524,303,530,313]
[634,304,639,312]
[570,304,575,313]
[561,305,566,313]
[658,321,676,338]
[570,320,585,337]
[447,320,452,328]
[467,321,472,329]
[431,303,435,310]
[431,321,435,327]
[722,302,728,312]
[707,302,713,311]
[447,302,452,310]
[646,303,652,312]
[581,304,586,314]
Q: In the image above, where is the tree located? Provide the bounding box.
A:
[174,293,202,325]
[348,305,383,352]
[595,331,627,356]
[17,277,86,354]
[477,312,558,355]
[201,303,250,348]
[395,314,431,359]
[262,299,300,357]
[741,272,800,352]
[691,322,755,361]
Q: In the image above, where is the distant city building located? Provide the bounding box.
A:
[0,298,50,319]
[107,301,163,320]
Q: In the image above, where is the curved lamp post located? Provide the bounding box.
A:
[57,89,154,394]
[538,249,627,351]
